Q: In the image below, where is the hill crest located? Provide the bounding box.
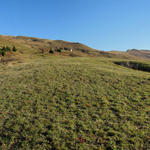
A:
[0,35,150,61]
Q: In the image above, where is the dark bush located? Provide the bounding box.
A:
[57,48,62,52]
[5,46,11,51]
[0,45,17,57]
[12,46,17,52]
[0,47,7,56]
[49,50,54,54]
[1,50,6,56]
[64,47,69,50]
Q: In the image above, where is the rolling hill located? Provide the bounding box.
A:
[127,49,150,60]
[0,35,150,150]
[1,35,150,61]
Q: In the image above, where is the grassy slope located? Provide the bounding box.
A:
[1,35,143,60]
[127,49,150,60]
[0,56,150,150]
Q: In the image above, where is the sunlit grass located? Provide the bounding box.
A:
[0,56,150,149]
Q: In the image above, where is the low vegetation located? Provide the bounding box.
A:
[49,49,54,54]
[56,48,62,53]
[0,46,17,57]
[0,56,150,150]
[0,35,150,149]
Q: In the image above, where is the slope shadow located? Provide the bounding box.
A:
[114,61,150,72]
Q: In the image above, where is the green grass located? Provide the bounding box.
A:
[0,56,150,150]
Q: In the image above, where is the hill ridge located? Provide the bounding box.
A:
[0,34,150,61]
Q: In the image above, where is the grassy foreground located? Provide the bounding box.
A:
[0,56,150,150]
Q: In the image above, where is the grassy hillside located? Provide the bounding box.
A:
[0,35,101,58]
[0,55,150,150]
[0,35,150,149]
[2,35,150,61]
[127,49,150,60]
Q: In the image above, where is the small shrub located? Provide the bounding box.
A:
[49,50,54,54]
[5,46,11,51]
[64,47,69,50]
[57,49,62,52]
[0,47,6,56]
[0,45,17,57]
[1,46,6,51]
[12,46,17,52]
[1,50,6,57]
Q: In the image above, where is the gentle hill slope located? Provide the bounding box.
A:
[1,35,150,61]
[0,35,150,149]
[0,35,101,57]
[127,49,150,60]
[0,56,150,149]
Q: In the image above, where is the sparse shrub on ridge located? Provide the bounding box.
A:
[0,46,7,57]
[12,45,17,52]
[0,45,17,57]
[1,50,6,56]
[57,48,62,52]
[6,46,11,51]
[49,49,54,54]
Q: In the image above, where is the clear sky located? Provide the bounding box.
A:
[1,0,150,51]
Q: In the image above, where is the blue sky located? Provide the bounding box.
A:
[0,0,150,51]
